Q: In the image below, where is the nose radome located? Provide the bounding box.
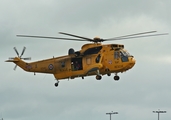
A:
[132,57,136,62]
[130,57,136,66]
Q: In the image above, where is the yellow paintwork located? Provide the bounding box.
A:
[6,43,135,80]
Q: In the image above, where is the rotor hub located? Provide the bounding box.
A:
[93,37,103,42]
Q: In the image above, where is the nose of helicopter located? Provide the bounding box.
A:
[128,57,136,69]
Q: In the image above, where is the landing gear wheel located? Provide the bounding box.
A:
[96,75,102,80]
[54,83,58,87]
[107,73,111,76]
[114,76,120,81]
[54,80,59,87]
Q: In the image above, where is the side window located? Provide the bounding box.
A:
[95,54,101,63]
[86,58,91,65]
[61,61,65,67]
[114,51,120,59]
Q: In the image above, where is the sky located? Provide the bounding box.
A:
[0,0,171,120]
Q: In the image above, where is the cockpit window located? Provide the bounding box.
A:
[120,50,131,57]
[126,51,131,56]
[121,51,127,56]
[114,50,131,62]
[120,51,129,62]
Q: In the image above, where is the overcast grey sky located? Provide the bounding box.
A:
[1,0,171,120]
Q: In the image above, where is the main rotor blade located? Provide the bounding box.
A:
[17,35,88,41]
[105,31,157,40]
[104,33,168,41]
[13,47,19,57]
[20,46,26,58]
[59,32,94,41]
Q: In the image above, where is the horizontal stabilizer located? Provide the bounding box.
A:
[5,59,19,62]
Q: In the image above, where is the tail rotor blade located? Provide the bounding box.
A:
[9,57,15,60]
[20,46,26,57]
[22,57,31,60]
[13,47,19,57]
[14,65,17,70]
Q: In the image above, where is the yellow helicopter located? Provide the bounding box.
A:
[6,31,167,87]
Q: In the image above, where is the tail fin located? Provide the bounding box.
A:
[5,57,29,71]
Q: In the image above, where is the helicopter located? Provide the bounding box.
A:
[5,31,168,87]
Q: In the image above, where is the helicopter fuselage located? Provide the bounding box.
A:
[6,43,135,83]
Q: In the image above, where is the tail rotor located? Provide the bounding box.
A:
[9,47,31,70]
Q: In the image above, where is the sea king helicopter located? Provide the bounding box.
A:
[6,31,167,87]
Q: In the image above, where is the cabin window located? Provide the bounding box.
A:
[61,61,65,67]
[83,46,102,55]
[86,58,91,65]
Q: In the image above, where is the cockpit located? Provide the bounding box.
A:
[114,49,132,62]
[120,50,131,57]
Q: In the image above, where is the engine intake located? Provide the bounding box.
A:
[68,48,75,55]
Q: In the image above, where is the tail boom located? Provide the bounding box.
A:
[6,57,55,74]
